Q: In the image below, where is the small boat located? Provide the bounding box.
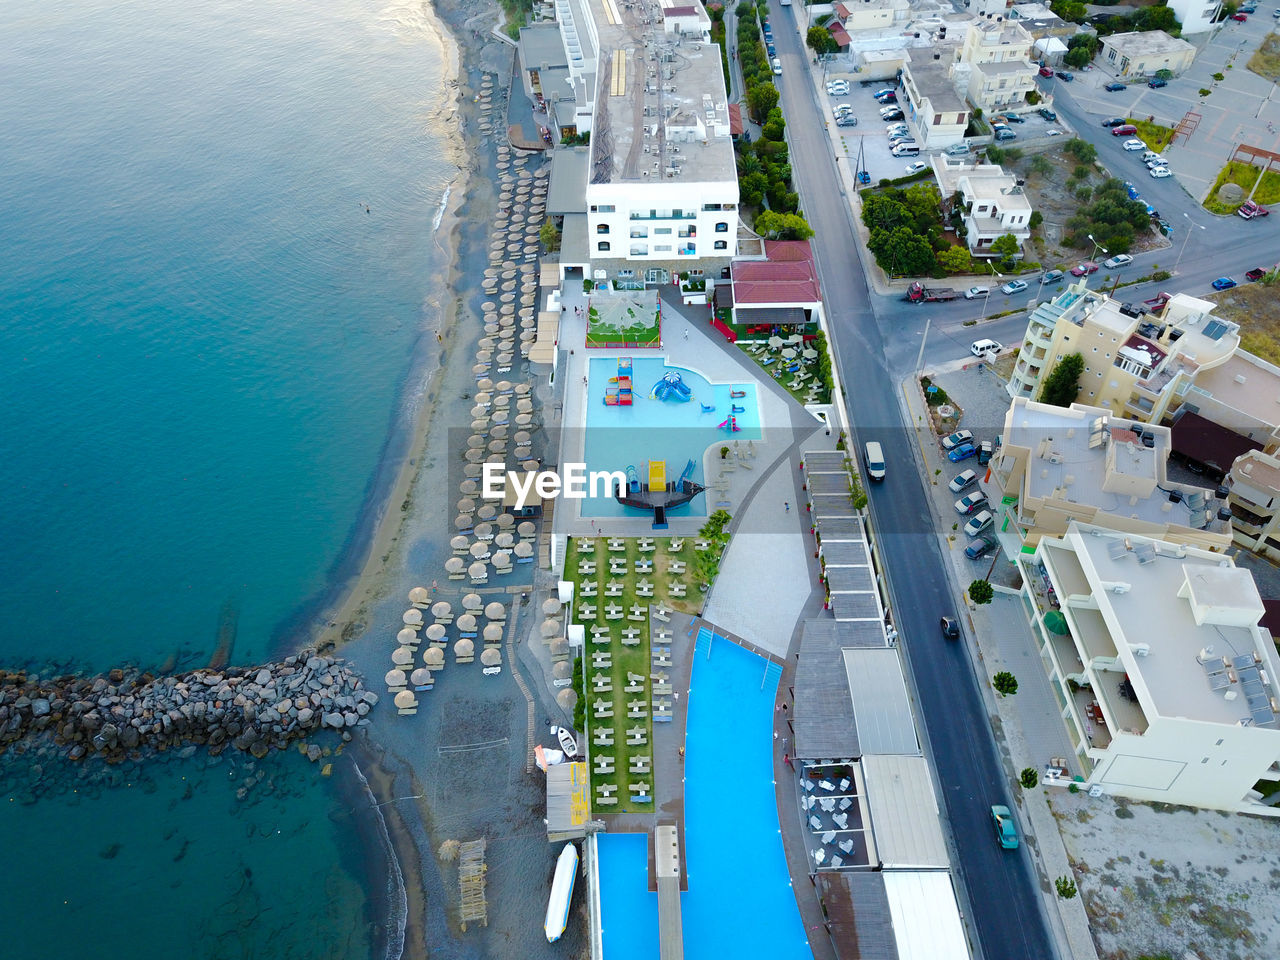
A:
[553,725,579,758]
[535,745,567,772]
[544,842,579,942]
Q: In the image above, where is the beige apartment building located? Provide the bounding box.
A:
[958,16,1038,112]
[1228,450,1280,562]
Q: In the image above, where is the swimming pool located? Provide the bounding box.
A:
[597,630,808,958]
[581,356,762,518]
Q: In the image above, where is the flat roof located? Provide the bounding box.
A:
[861,756,949,868]
[905,56,967,113]
[546,761,590,836]
[1232,449,1280,496]
[520,22,569,69]
[816,872,900,960]
[1190,351,1280,427]
[882,873,970,960]
[1058,525,1280,728]
[844,649,920,755]
[548,147,590,215]
[1170,410,1261,473]
[794,620,862,759]
[1103,29,1194,57]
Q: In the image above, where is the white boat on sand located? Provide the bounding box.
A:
[544,842,578,942]
[552,725,579,757]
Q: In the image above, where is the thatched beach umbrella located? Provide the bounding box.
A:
[459,479,479,496]
[469,542,490,560]
[462,592,482,611]
[410,668,432,687]
[445,557,465,575]
[552,661,572,681]
[542,597,562,616]
[457,613,478,633]
[454,638,474,658]
[517,399,534,413]
[491,411,509,426]
[426,623,447,643]
[477,504,497,522]
[451,535,469,553]
[541,618,561,639]
[457,497,477,514]
[514,541,534,560]
[485,600,506,620]
[514,414,532,427]
[495,532,514,550]
[467,434,485,450]
[464,448,485,463]
[398,627,419,645]
[424,647,445,669]
[409,586,430,606]
[474,522,494,540]
[550,638,568,657]
[483,623,504,644]
[518,520,536,538]
[386,669,407,687]
[515,383,531,396]
[492,551,512,571]
[471,365,488,378]
[464,464,482,478]
[402,609,423,627]
[394,690,417,709]
[495,514,514,531]
[392,647,414,666]
[556,688,578,711]
[431,600,452,620]
[481,647,502,667]
[514,431,531,445]
[468,561,487,580]
[470,405,487,420]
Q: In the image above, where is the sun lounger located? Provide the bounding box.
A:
[667,538,684,551]
[608,538,626,551]
[625,682,644,694]
[819,780,835,792]
[605,580,624,596]
[635,583,654,597]
[397,707,418,716]
[593,727,614,746]
[694,539,711,550]
[638,539,655,552]
[578,560,596,575]
[634,561,653,574]
[595,796,617,805]
[653,681,672,696]
[594,757,615,775]
[838,839,854,854]
[821,830,836,844]
[579,602,596,620]
[668,583,687,597]
[629,781,649,794]
[652,607,670,623]
[808,816,822,831]
[653,656,672,668]
[580,581,598,597]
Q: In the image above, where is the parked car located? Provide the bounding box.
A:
[856,170,871,185]
[977,439,996,465]
[1045,128,1063,136]
[944,142,970,156]
[942,429,975,451]
[1056,70,1074,81]
[1039,65,1054,77]
[1121,140,1145,153]
[1246,268,1268,281]
[948,469,978,493]
[964,510,995,537]
[881,109,905,122]
[833,103,853,116]
[872,88,896,100]
[1148,77,1168,88]
[963,285,990,300]
[1102,117,1127,128]
[955,492,989,515]
[1037,107,1057,121]
[1144,155,1168,169]
[1149,166,1171,179]
[948,442,978,463]
[1105,82,1128,92]
[996,113,1025,124]
[1070,261,1099,276]
[1001,279,1028,294]
[1238,199,1270,219]
[1103,254,1134,269]
[1212,277,1237,290]
[890,143,919,157]
[835,116,857,127]
[991,805,1020,849]
[1232,11,1248,19]
[827,80,850,94]
[766,42,776,57]
[970,338,1002,357]
[771,58,782,76]
[940,617,961,640]
[965,535,998,560]
[1042,269,1064,284]
[994,128,1018,141]
[1111,124,1139,137]
[1140,150,1161,162]
[904,160,928,175]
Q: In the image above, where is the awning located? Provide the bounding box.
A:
[829,23,851,47]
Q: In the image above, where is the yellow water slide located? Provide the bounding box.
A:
[648,460,666,491]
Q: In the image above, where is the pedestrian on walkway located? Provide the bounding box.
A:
[683,328,688,340]
[784,501,790,512]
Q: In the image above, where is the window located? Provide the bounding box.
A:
[655,244,672,252]
[630,229,647,238]
[714,240,727,250]
[597,223,610,234]
[630,245,648,256]
[591,204,616,213]
[655,227,672,235]
[715,222,729,232]
[934,113,943,125]
[598,241,611,251]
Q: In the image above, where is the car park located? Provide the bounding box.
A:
[1056,70,1074,81]
[904,160,928,175]
[964,286,990,299]
[1247,268,1267,281]
[970,338,1002,357]
[1103,254,1133,269]
[1070,261,1099,276]
[1148,77,1168,87]
[1149,166,1170,178]
[1212,277,1237,290]
[942,429,975,451]
[940,617,961,640]
[1038,107,1057,121]
[1042,269,1064,284]
[1039,65,1054,77]
[991,805,1019,849]
[955,491,989,515]
[948,468,978,493]
[1001,279,1028,294]
[964,510,995,537]
[948,442,978,463]
[1104,82,1128,92]
[965,536,998,560]
[1102,117,1127,127]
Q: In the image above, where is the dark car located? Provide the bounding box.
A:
[1104,82,1128,92]
[940,617,960,640]
[1042,269,1064,284]
[964,536,998,560]
[1148,77,1168,88]
[1247,268,1268,281]
[977,440,995,465]
[1038,107,1057,121]
[1102,117,1127,127]
[1056,70,1074,81]
[996,113,1026,123]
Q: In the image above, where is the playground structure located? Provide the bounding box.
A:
[603,357,633,406]
[615,458,705,529]
[718,416,741,432]
[650,371,692,403]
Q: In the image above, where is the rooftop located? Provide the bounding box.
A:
[731,241,821,304]
[1004,398,1225,532]
[547,146,590,215]
[1232,449,1280,497]
[969,16,1033,47]
[1190,350,1280,427]
[586,0,735,185]
[1059,524,1280,728]
[904,53,967,113]
[520,22,569,69]
[934,159,1031,208]
[972,58,1036,77]
[1102,29,1195,57]
[1010,2,1061,19]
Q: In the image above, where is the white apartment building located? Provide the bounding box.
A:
[1228,450,1280,562]
[1164,0,1223,35]
[1020,522,1280,815]
[932,158,1032,257]
[958,16,1038,112]
[901,54,971,148]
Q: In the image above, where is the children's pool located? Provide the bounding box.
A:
[582,356,762,518]
[597,631,808,958]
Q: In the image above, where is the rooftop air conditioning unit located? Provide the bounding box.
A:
[1048,453,1063,464]
[1110,582,1131,594]
[1131,642,1150,656]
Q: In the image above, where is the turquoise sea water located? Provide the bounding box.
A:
[0,0,453,954]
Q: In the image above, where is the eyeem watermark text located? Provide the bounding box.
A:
[482,462,627,510]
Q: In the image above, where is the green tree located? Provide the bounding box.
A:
[969,579,994,605]
[993,671,1019,697]
[861,193,912,232]
[1050,0,1087,21]
[989,233,1020,261]
[867,226,936,276]
[1067,32,1099,54]
[762,117,786,141]
[1063,138,1097,164]
[737,151,764,178]
[739,171,768,208]
[539,218,561,252]
[900,183,943,232]
[1154,68,1173,81]
[747,83,779,122]
[806,25,838,55]
[1056,875,1078,900]
[1029,155,1053,178]
[1021,767,1040,789]
[1040,352,1084,407]
[753,209,814,240]
[936,245,973,275]
[1029,210,1043,230]
[1063,45,1093,69]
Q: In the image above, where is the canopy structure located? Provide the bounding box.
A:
[481,647,502,666]
[409,586,430,605]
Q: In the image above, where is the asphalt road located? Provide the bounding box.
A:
[769,6,1059,959]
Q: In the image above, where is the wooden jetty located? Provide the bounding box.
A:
[458,838,488,930]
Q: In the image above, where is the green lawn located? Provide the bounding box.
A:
[740,343,831,404]
[1203,160,1280,215]
[1131,119,1174,153]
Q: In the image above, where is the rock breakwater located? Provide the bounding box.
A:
[0,650,375,763]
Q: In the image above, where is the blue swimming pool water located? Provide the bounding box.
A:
[598,630,808,959]
[582,356,762,518]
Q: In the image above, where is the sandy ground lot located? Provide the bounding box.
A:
[1204,284,1280,365]
[1050,789,1280,960]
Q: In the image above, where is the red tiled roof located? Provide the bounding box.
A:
[833,2,851,18]
[732,241,821,304]
[728,103,743,136]
[829,23,851,47]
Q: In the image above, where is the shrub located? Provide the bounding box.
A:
[1056,876,1078,900]
[969,579,995,605]
[993,671,1019,697]
[1021,767,1040,789]
[1063,138,1097,164]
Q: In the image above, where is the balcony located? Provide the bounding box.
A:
[629,211,697,221]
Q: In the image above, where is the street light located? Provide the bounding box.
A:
[1086,233,1108,286]
[980,263,1005,321]
[1174,212,1205,276]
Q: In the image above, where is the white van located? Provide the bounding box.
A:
[891,143,920,157]
[864,441,886,481]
